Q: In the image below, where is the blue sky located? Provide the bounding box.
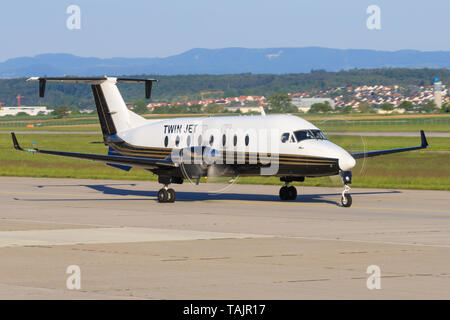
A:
[0,0,449,61]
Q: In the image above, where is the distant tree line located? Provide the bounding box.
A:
[0,68,449,108]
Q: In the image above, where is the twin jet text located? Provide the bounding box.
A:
[163,124,198,134]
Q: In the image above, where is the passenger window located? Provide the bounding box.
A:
[198,135,202,145]
[245,134,249,146]
[209,135,214,146]
[281,133,289,143]
[222,134,226,146]
[233,134,237,146]
[164,136,168,147]
[175,136,180,147]
[186,135,191,147]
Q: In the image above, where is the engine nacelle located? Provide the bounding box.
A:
[169,146,222,179]
[170,146,221,167]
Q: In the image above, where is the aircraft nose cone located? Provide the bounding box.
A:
[339,153,356,171]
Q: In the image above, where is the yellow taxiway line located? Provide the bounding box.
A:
[207,199,450,213]
[1,191,449,213]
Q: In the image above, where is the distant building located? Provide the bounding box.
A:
[433,77,443,108]
[376,108,406,114]
[0,106,50,116]
[225,106,261,113]
[291,97,335,112]
[79,108,95,114]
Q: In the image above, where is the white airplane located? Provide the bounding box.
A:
[12,76,429,207]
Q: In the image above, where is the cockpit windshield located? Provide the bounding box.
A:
[281,130,327,143]
[293,129,327,142]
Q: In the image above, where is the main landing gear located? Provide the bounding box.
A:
[157,186,176,203]
[279,183,297,201]
[340,171,352,208]
[279,177,303,201]
[157,176,183,203]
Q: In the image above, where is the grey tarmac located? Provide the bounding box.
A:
[0,177,449,299]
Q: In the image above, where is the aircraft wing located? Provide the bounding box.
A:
[351,130,429,159]
[11,133,176,169]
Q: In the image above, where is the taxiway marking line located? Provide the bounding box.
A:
[282,235,450,249]
[0,227,273,248]
[1,191,449,214]
[207,199,450,213]
[0,191,144,198]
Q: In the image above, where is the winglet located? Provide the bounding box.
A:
[11,132,23,151]
[420,130,429,148]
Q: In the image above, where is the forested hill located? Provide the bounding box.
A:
[1,48,450,77]
[0,68,449,108]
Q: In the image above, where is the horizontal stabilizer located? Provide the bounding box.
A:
[28,76,154,136]
[27,76,157,99]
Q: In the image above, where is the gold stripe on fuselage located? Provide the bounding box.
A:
[112,142,336,160]
[110,143,337,167]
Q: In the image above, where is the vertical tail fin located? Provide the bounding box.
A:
[91,83,117,135]
[91,78,149,135]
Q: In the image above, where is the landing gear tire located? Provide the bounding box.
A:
[279,186,289,201]
[341,193,352,207]
[157,189,168,203]
[287,186,297,200]
[279,186,297,201]
[167,188,176,203]
[158,188,177,203]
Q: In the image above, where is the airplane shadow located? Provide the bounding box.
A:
[33,183,402,206]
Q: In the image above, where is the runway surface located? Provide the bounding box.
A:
[0,177,449,299]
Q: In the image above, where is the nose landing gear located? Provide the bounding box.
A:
[340,171,352,207]
[341,185,352,207]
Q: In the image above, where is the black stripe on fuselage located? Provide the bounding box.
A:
[107,141,338,166]
[91,84,116,136]
[234,162,340,177]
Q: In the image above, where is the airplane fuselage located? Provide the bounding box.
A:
[113,114,355,178]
